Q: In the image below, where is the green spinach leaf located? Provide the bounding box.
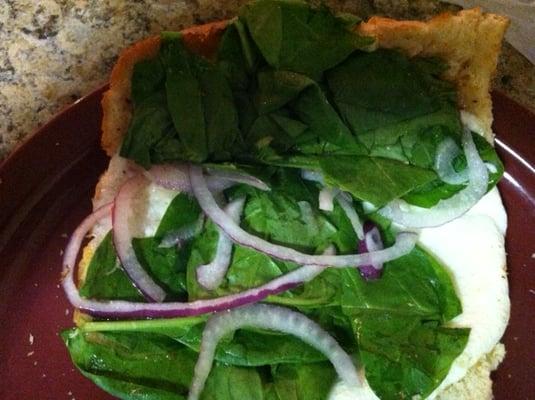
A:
[340,243,469,399]
[79,233,143,301]
[320,156,437,206]
[242,0,372,79]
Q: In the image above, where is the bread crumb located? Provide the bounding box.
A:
[33,361,38,366]
[27,351,34,357]
[29,333,34,345]
[437,344,505,400]
[531,253,535,259]
[65,308,70,315]
[529,289,535,295]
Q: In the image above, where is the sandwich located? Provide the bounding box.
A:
[60,1,510,399]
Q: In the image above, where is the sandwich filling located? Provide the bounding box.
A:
[61,1,509,399]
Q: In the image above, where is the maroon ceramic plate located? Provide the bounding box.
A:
[0,88,533,399]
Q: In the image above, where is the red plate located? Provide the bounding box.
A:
[0,87,533,399]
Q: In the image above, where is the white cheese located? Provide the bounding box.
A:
[329,187,509,399]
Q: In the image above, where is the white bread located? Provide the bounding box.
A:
[77,7,510,399]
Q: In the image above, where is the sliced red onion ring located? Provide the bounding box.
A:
[319,187,339,211]
[336,193,364,240]
[146,164,270,193]
[434,137,468,185]
[190,165,417,268]
[188,303,361,400]
[144,164,191,191]
[159,215,205,249]
[379,129,488,228]
[113,175,167,302]
[357,222,385,280]
[62,211,335,319]
[196,197,246,290]
[206,168,270,191]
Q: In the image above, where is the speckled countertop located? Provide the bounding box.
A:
[1,0,534,160]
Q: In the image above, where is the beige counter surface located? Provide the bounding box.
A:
[1,0,534,160]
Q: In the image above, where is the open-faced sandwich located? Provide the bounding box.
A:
[60,1,510,399]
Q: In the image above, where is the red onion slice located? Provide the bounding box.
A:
[206,168,270,191]
[196,197,246,290]
[357,222,385,280]
[319,187,339,211]
[62,210,334,319]
[188,304,361,400]
[379,129,489,228]
[146,164,269,193]
[144,164,191,192]
[434,137,468,185]
[336,193,364,240]
[189,164,417,268]
[113,175,167,302]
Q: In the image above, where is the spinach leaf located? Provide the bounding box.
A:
[79,233,143,301]
[255,69,315,114]
[326,50,454,135]
[156,192,202,237]
[132,237,189,298]
[340,243,469,399]
[162,35,241,162]
[291,84,362,150]
[357,318,469,400]
[178,324,328,366]
[120,92,175,168]
[62,323,336,400]
[131,57,166,106]
[268,363,337,400]
[242,0,372,79]
[62,329,195,399]
[320,156,437,206]
[122,34,241,166]
[62,328,270,400]
[217,21,259,139]
[161,36,208,161]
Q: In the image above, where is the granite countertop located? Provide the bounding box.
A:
[1,0,534,161]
